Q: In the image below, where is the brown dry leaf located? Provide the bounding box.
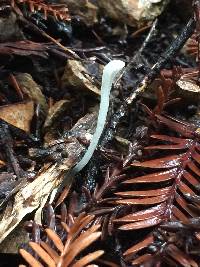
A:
[72,251,104,267]
[124,235,154,256]
[0,101,34,132]
[118,217,162,230]
[43,99,71,131]
[131,254,154,265]
[15,73,48,114]
[61,60,101,96]
[115,194,169,205]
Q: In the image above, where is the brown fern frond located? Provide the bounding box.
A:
[19,212,104,267]
[113,116,200,266]
[11,0,70,21]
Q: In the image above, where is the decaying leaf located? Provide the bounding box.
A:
[61,60,101,96]
[0,101,34,133]
[15,73,48,114]
[43,99,71,131]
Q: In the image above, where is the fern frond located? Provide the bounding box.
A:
[19,213,104,267]
[113,116,200,266]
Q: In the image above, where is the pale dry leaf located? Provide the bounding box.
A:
[61,60,101,96]
[0,101,34,132]
[43,99,71,130]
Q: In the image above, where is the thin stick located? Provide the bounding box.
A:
[18,16,79,59]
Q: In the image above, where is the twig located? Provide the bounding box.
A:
[130,23,153,38]
[8,74,24,101]
[18,16,80,59]
[123,18,158,76]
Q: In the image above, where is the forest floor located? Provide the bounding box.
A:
[0,1,200,267]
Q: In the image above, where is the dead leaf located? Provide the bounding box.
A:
[15,73,48,114]
[61,60,101,96]
[0,101,34,133]
[43,99,71,131]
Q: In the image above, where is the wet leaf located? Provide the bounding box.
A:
[166,244,198,267]
[115,195,168,205]
[114,203,166,222]
[131,254,154,265]
[118,217,162,230]
[124,169,176,183]
[123,235,154,255]
[115,186,171,197]
[132,154,184,168]
[156,115,196,138]
[61,60,101,96]
[15,73,48,114]
[43,100,70,131]
[72,250,104,267]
